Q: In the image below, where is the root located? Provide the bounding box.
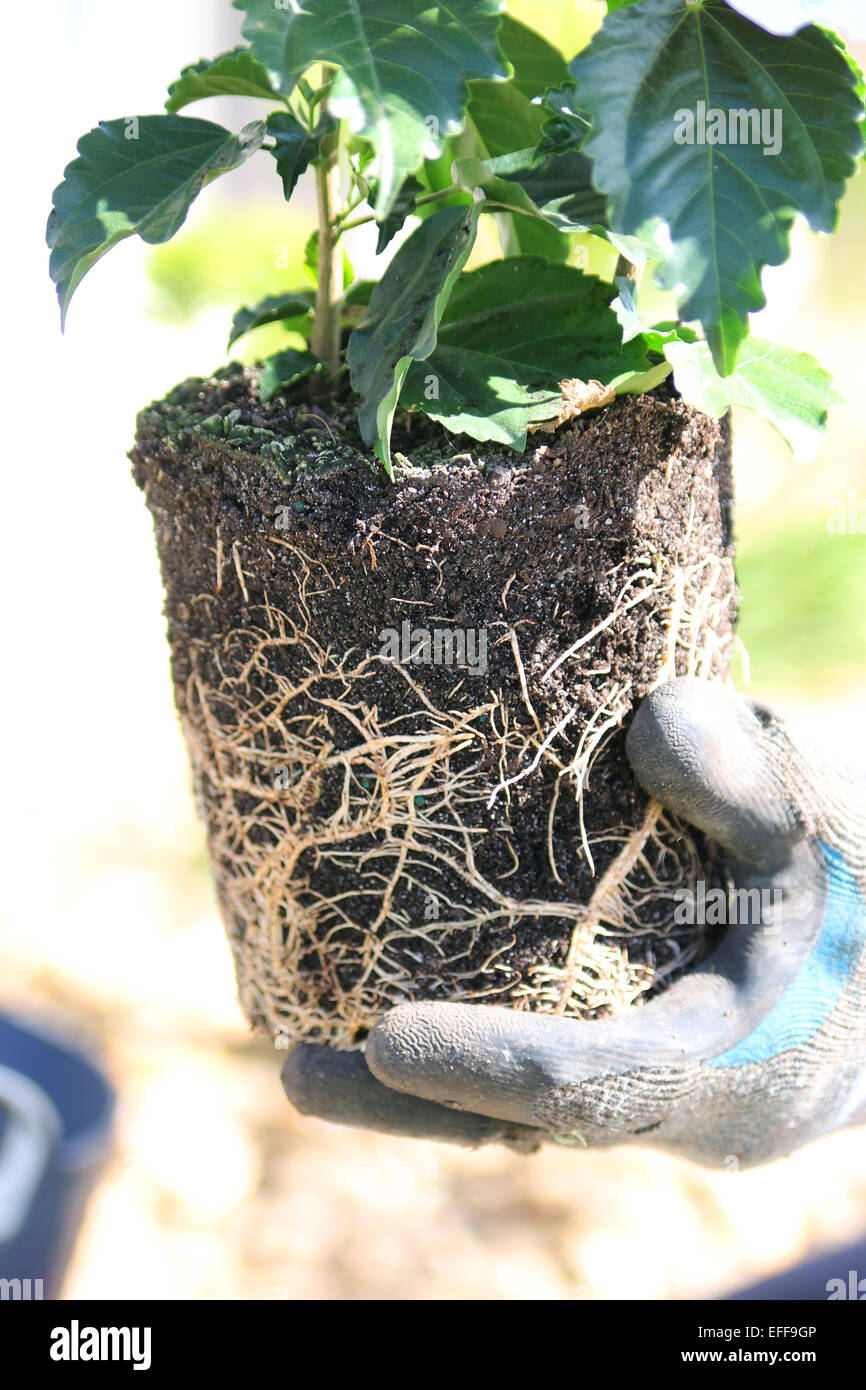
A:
[518,538,736,1018]
[181,473,736,1047]
[521,801,707,1017]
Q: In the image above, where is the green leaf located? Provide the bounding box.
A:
[611,278,699,349]
[572,0,865,374]
[614,359,675,395]
[267,110,335,200]
[165,47,283,112]
[454,147,607,234]
[303,231,354,290]
[609,279,696,393]
[513,83,594,262]
[228,292,314,348]
[462,79,547,160]
[453,153,541,218]
[535,81,591,158]
[463,14,569,158]
[342,279,376,309]
[498,14,569,99]
[47,116,265,327]
[489,147,608,233]
[372,175,424,253]
[400,259,652,448]
[346,202,481,473]
[610,275,643,342]
[405,361,562,444]
[664,336,841,459]
[235,0,507,216]
[495,210,570,262]
[258,347,320,402]
[646,319,698,350]
[456,13,570,260]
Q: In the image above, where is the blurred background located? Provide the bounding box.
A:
[3,0,865,1299]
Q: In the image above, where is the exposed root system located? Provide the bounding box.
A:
[132,369,737,1047]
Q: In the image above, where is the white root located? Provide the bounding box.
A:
[183,490,736,1045]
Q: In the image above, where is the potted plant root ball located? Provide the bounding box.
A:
[48,0,862,1049]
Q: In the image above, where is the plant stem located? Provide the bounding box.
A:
[337,185,459,235]
[414,187,460,209]
[311,148,343,377]
[332,190,366,226]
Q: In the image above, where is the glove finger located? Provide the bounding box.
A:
[366,680,848,1135]
[365,837,828,1130]
[282,1042,541,1149]
[625,676,804,871]
[365,999,699,1128]
[365,852,833,1129]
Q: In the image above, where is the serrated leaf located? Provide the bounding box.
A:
[535,81,591,159]
[228,292,313,348]
[572,0,865,374]
[400,259,652,448]
[165,47,283,112]
[47,116,264,327]
[267,110,335,200]
[454,147,607,234]
[346,202,481,473]
[258,347,320,402]
[372,175,424,254]
[665,336,841,460]
[489,147,608,233]
[235,0,507,217]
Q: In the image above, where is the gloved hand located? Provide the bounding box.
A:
[283,677,866,1168]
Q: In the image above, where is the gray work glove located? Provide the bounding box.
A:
[283,678,866,1169]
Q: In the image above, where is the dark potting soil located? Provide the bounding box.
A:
[131,363,737,1042]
